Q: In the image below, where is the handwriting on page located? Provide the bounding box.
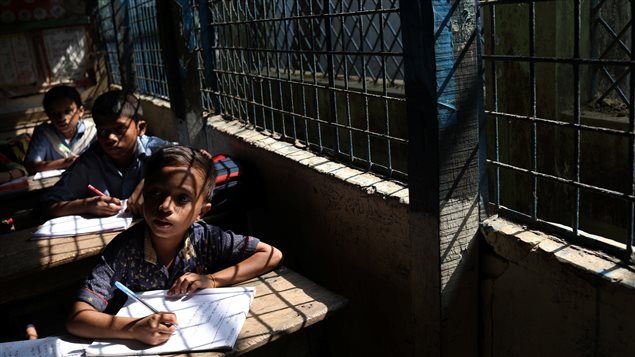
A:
[171,290,249,348]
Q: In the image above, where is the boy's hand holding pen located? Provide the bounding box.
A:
[86,184,122,216]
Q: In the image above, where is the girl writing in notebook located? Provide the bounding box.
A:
[66,145,282,345]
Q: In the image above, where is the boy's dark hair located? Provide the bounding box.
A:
[91,90,143,124]
[144,145,217,202]
[43,85,82,113]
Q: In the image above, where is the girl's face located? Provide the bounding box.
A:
[46,98,84,140]
[143,165,211,242]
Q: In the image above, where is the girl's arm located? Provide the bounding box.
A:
[66,301,177,345]
[169,242,283,295]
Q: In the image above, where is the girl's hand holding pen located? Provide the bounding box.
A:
[128,312,178,346]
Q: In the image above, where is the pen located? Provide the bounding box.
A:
[115,281,177,328]
[87,184,105,197]
[58,143,72,155]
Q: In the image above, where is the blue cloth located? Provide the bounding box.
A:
[77,221,260,311]
[41,135,172,203]
[25,120,95,162]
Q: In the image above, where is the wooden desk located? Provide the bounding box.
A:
[212,266,347,356]
[0,227,121,304]
[0,266,346,356]
[2,174,61,215]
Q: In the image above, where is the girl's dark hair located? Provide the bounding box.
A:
[91,90,143,124]
[43,85,82,112]
[144,145,217,202]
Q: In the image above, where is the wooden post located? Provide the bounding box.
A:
[402,1,481,356]
[156,0,207,148]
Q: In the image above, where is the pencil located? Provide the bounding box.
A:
[87,184,105,197]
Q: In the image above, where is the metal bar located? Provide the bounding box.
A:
[209,8,400,26]
[490,4,500,209]
[573,0,581,237]
[110,0,127,87]
[482,54,635,66]
[530,1,537,221]
[360,1,371,167]
[485,110,635,138]
[628,0,634,257]
[596,66,630,105]
[487,160,635,202]
[381,1,393,174]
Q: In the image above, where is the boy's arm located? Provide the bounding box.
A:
[46,196,122,218]
[66,301,177,345]
[169,241,283,295]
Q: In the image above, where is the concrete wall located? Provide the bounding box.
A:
[138,95,179,142]
[481,217,635,357]
[204,116,415,356]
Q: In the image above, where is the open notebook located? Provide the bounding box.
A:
[33,169,65,180]
[85,286,255,356]
[31,200,133,239]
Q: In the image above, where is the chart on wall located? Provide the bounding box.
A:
[0,33,38,86]
[41,26,88,84]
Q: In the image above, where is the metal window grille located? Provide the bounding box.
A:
[591,0,630,109]
[482,0,634,258]
[199,0,408,180]
[128,0,170,99]
[93,1,168,98]
[95,1,122,86]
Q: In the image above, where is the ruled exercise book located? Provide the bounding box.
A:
[31,200,132,238]
[84,286,255,356]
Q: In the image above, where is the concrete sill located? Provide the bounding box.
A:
[206,114,409,204]
[481,216,635,290]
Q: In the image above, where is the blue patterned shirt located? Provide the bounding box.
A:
[40,135,172,203]
[25,120,95,162]
[77,220,260,312]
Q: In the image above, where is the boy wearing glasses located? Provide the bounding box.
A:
[40,90,173,218]
[24,85,97,174]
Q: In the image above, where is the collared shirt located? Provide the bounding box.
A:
[40,135,172,203]
[25,120,96,162]
[77,221,259,312]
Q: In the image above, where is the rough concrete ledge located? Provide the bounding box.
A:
[138,93,171,109]
[481,216,635,290]
[207,115,409,205]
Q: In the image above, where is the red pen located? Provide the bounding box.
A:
[87,184,106,197]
